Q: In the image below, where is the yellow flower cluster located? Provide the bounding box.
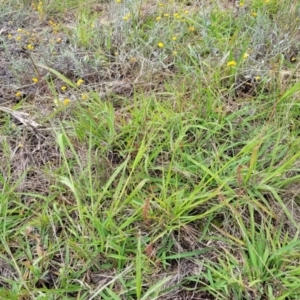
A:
[48,19,60,35]
[243,52,249,59]
[63,99,71,106]
[123,13,131,21]
[54,98,71,107]
[53,92,88,108]
[227,61,237,67]
[14,72,85,104]
[7,23,42,53]
[76,79,84,87]
[32,1,44,19]
[155,8,191,22]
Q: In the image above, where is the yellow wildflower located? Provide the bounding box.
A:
[16,36,21,41]
[15,91,22,97]
[123,14,131,21]
[61,86,67,91]
[243,52,249,59]
[27,44,34,50]
[188,26,195,32]
[63,98,71,106]
[156,16,162,21]
[172,36,177,41]
[81,93,88,101]
[163,13,169,17]
[172,51,178,56]
[227,61,237,67]
[251,12,257,17]
[7,34,12,39]
[158,42,164,48]
[254,76,261,81]
[76,79,84,87]
[32,77,39,83]
[116,0,121,2]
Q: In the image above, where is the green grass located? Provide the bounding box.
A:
[0,0,300,299]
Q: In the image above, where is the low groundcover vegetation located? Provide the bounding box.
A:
[1,0,300,299]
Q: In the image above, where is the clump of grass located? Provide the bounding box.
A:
[1,0,300,299]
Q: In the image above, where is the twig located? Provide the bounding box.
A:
[0,106,40,128]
